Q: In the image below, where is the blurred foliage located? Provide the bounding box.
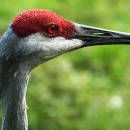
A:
[1,0,130,130]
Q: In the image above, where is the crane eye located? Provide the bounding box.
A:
[45,24,58,35]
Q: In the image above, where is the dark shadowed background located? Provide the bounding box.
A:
[0,0,130,130]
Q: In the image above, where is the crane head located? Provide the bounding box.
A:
[5,9,130,68]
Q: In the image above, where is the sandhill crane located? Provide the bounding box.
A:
[0,9,130,130]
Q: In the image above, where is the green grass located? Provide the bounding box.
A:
[1,0,130,130]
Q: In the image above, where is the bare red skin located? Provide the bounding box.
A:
[12,9,76,38]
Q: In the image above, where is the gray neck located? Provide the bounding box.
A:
[1,65,30,130]
[0,26,31,130]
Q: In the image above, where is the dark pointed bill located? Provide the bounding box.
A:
[71,23,130,47]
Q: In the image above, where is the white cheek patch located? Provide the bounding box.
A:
[25,33,83,55]
[43,37,82,53]
[39,37,83,61]
[22,33,83,59]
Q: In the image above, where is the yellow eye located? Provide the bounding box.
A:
[46,24,58,35]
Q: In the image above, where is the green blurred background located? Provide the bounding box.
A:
[1,0,130,130]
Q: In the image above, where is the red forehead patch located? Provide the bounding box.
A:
[12,9,76,38]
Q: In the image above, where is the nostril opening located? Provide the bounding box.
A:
[94,32,113,36]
